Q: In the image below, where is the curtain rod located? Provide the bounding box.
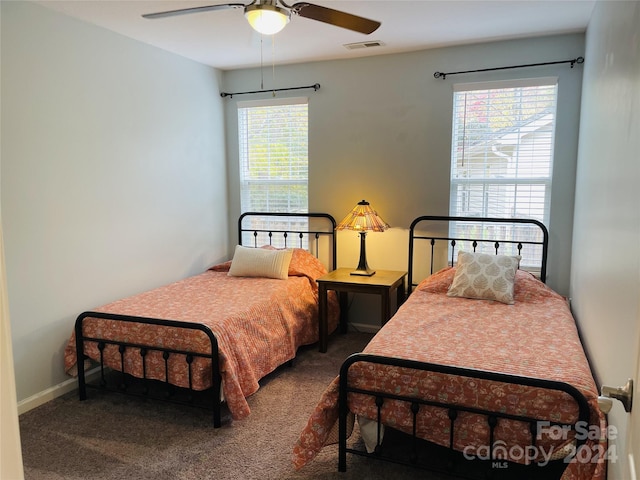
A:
[433,57,584,80]
[220,83,320,98]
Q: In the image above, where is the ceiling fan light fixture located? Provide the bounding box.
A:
[245,4,290,35]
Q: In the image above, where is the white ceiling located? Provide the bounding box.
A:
[36,0,595,70]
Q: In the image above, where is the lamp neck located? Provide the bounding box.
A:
[351,231,374,276]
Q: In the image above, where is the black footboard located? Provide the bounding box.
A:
[338,354,592,479]
[75,311,222,427]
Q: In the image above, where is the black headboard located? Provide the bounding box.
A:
[408,215,549,294]
[238,212,337,271]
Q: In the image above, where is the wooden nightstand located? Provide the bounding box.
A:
[316,268,407,353]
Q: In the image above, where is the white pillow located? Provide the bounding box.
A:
[447,251,521,304]
[227,245,293,280]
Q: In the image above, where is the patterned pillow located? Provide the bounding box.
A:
[228,245,293,280]
[447,251,521,304]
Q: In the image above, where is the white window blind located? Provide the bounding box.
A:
[449,78,558,264]
[238,98,308,214]
[238,98,309,246]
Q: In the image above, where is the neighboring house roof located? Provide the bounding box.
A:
[462,108,555,164]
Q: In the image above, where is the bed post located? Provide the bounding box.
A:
[74,313,87,401]
[338,356,352,472]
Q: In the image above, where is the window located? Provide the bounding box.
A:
[449,78,558,263]
[238,97,309,246]
[238,97,308,214]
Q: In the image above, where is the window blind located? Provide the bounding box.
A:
[449,79,558,265]
[238,98,308,213]
[238,98,309,246]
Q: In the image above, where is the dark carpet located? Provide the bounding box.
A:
[20,331,453,480]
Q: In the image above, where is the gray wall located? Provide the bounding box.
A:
[1,1,229,404]
[223,33,585,327]
[570,2,640,478]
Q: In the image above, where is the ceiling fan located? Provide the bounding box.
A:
[142,0,381,36]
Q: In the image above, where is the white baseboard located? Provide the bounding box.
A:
[348,322,381,334]
[630,454,637,480]
[17,368,101,415]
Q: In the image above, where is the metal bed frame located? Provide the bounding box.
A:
[338,216,592,479]
[74,212,336,427]
[407,215,549,292]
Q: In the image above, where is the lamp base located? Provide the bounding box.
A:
[350,268,376,276]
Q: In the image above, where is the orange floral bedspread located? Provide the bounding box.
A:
[293,268,605,480]
[65,248,338,420]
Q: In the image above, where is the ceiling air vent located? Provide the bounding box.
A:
[343,40,385,50]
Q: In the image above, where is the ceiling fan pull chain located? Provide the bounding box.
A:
[272,35,276,97]
[260,34,265,90]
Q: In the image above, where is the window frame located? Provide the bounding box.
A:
[448,77,559,267]
[237,97,310,246]
[237,96,309,215]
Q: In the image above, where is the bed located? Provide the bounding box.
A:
[64,212,339,427]
[293,215,606,480]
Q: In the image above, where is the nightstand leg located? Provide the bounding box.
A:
[381,289,390,326]
[319,284,328,353]
[397,281,406,306]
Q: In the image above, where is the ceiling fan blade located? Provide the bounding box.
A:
[142,3,245,19]
[291,2,380,34]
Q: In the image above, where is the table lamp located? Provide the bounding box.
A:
[337,200,389,276]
